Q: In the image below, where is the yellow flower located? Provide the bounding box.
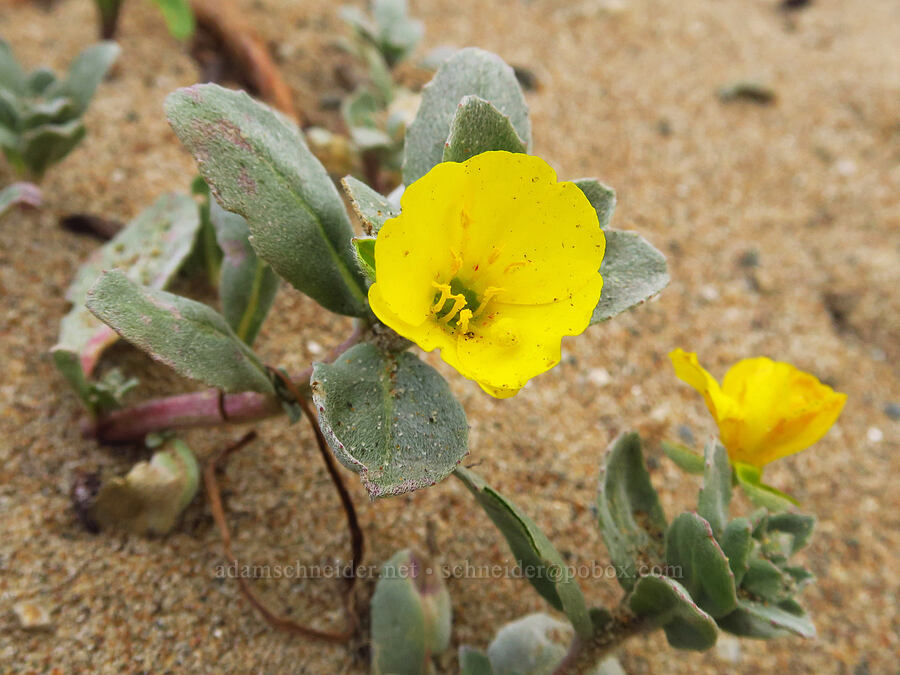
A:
[368,151,606,398]
[669,349,846,469]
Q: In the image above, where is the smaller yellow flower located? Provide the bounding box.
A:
[369,151,605,398]
[669,349,846,469]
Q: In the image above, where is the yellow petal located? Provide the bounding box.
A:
[371,161,466,326]
[721,357,846,466]
[450,152,605,305]
[668,349,734,426]
[452,280,602,396]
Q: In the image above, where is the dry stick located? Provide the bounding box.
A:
[268,367,364,597]
[191,0,299,121]
[204,431,358,642]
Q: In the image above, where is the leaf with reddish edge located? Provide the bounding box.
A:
[53,193,201,412]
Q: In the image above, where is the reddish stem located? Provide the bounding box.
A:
[86,325,363,444]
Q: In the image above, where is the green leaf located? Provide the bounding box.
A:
[459,647,494,675]
[90,439,199,535]
[46,41,119,113]
[661,441,705,475]
[210,199,279,346]
[342,89,380,129]
[19,119,86,178]
[22,97,79,127]
[628,575,718,651]
[591,230,669,324]
[717,600,815,640]
[150,0,195,40]
[0,182,42,217]
[26,67,57,95]
[698,440,732,537]
[486,614,571,675]
[720,517,752,586]
[665,513,737,618]
[342,175,399,234]
[596,432,667,591]
[442,96,526,163]
[0,39,28,95]
[370,549,451,675]
[742,558,785,600]
[371,0,424,67]
[403,47,530,185]
[455,468,593,639]
[86,270,274,395]
[734,463,799,511]
[573,179,616,230]
[165,84,368,317]
[311,343,467,498]
[352,236,376,281]
[53,193,201,409]
[765,513,815,555]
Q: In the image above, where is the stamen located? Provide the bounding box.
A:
[437,294,467,324]
[472,286,504,318]
[431,282,451,313]
[457,309,473,333]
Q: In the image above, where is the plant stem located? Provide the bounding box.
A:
[552,608,648,675]
[86,324,364,443]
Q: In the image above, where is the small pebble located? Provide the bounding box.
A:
[716,635,742,663]
[883,403,900,421]
[677,424,695,445]
[866,427,883,443]
[588,368,611,386]
[13,601,52,630]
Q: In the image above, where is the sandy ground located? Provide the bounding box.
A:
[1,0,898,672]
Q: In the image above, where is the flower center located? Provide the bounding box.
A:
[432,279,502,334]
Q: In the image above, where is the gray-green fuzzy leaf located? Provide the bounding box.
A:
[210,199,279,346]
[720,518,752,586]
[698,440,732,537]
[661,441,705,475]
[370,549,451,675]
[573,179,616,230]
[459,647,494,675]
[596,432,667,591]
[442,95,526,163]
[165,84,368,317]
[765,513,815,555]
[20,119,86,178]
[0,39,28,95]
[46,41,119,113]
[742,558,785,600]
[628,575,718,651]
[311,343,467,498]
[592,230,669,324]
[403,47,530,185]
[665,513,737,618]
[86,270,274,394]
[486,614,571,675]
[0,182,42,217]
[53,193,201,407]
[455,468,593,639]
[342,175,399,234]
[717,600,815,640]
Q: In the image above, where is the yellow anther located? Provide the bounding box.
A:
[437,293,467,324]
[457,309,473,333]
[431,282,452,313]
[473,286,504,318]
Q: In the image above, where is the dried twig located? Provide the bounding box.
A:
[190,0,298,121]
[204,429,361,641]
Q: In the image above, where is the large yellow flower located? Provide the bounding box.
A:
[368,151,606,398]
[669,349,846,469]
